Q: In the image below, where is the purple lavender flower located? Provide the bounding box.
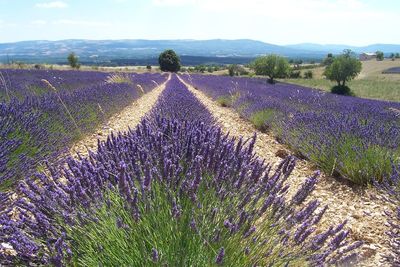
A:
[151,248,159,262]
[215,247,225,265]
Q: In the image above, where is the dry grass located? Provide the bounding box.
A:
[282,59,400,102]
[105,73,133,84]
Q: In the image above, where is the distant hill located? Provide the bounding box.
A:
[285,43,400,54]
[0,39,399,66]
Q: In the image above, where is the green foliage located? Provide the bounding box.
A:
[396,53,400,59]
[324,53,362,87]
[66,180,306,266]
[250,109,276,132]
[194,65,206,73]
[216,92,240,107]
[303,70,313,79]
[67,53,80,69]
[216,96,233,107]
[0,128,39,190]
[207,66,213,73]
[251,54,290,83]
[158,50,181,72]
[146,65,152,71]
[228,64,238,76]
[289,70,301,79]
[376,51,384,61]
[331,85,354,96]
[322,53,333,66]
[305,136,398,185]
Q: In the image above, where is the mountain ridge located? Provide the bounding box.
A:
[1,39,399,65]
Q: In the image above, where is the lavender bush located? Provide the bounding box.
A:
[0,75,359,266]
[0,69,167,188]
[182,74,400,185]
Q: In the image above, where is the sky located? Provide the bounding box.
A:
[0,0,399,45]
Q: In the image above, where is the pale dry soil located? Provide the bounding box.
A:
[70,74,171,157]
[178,75,395,267]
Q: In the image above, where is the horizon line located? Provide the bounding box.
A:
[0,38,399,47]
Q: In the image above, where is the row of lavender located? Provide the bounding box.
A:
[0,69,110,101]
[182,74,400,185]
[0,75,359,266]
[0,69,167,189]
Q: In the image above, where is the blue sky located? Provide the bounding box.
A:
[0,0,399,45]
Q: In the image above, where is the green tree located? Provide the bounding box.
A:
[67,53,80,69]
[146,65,152,71]
[158,50,181,72]
[324,54,362,87]
[322,53,334,66]
[396,53,400,59]
[228,64,238,76]
[376,51,384,61]
[252,54,290,83]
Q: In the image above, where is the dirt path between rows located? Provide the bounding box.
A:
[69,74,171,158]
[178,75,394,267]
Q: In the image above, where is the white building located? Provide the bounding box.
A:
[359,52,377,61]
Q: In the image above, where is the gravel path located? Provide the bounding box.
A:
[70,74,171,157]
[178,75,394,267]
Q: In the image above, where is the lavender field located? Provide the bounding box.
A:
[0,75,362,266]
[0,71,399,266]
[0,69,167,189]
[182,74,400,185]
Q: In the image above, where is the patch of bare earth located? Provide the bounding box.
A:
[178,75,394,267]
[70,74,171,157]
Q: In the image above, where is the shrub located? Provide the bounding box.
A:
[289,70,301,78]
[195,65,206,73]
[376,51,384,61]
[67,52,80,69]
[249,109,276,132]
[331,85,355,96]
[228,65,237,76]
[304,70,313,79]
[216,95,232,107]
[146,65,152,71]
[158,50,181,72]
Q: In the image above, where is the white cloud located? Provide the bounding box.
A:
[152,0,195,7]
[53,19,111,27]
[36,1,68,8]
[31,20,47,25]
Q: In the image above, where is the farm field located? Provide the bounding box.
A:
[281,59,400,102]
[182,73,400,185]
[0,69,167,189]
[0,70,399,266]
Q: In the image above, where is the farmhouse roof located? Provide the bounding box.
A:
[362,52,376,56]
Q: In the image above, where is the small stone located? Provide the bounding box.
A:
[275,149,289,159]
[351,213,362,219]
[361,247,377,258]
